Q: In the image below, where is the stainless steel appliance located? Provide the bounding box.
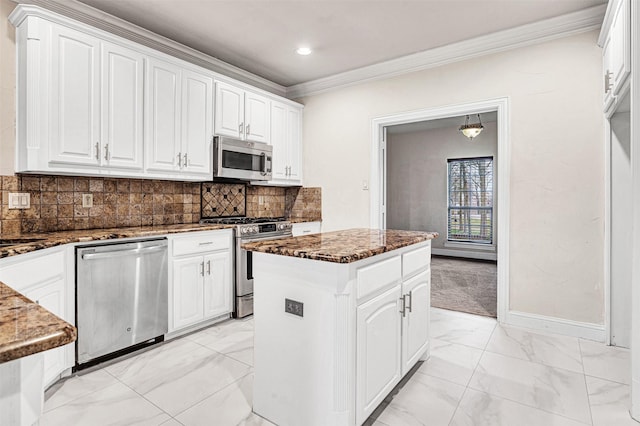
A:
[76,238,168,366]
[213,136,273,181]
[200,217,292,317]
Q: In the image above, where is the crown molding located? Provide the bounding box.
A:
[286,4,607,99]
[11,0,287,97]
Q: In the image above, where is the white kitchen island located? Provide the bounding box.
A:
[242,228,438,426]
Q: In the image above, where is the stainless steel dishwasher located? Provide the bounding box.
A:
[76,238,168,366]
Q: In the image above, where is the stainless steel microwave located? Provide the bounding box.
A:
[213,136,272,181]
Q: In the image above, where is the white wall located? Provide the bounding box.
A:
[387,121,497,254]
[299,31,605,325]
[0,0,16,176]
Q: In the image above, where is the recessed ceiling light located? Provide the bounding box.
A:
[296,47,312,56]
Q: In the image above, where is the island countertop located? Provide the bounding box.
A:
[242,228,438,263]
[0,281,76,363]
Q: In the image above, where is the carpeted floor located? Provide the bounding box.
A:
[431,255,497,318]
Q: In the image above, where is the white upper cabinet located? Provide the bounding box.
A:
[266,100,303,185]
[214,82,244,139]
[146,58,214,179]
[145,58,182,173]
[181,69,214,175]
[11,6,301,181]
[245,92,271,142]
[102,42,145,170]
[49,25,101,167]
[601,0,630,113]
[215,81,271,143]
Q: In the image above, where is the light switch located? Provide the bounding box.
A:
[362,180,369,190]
[8,193,30,209]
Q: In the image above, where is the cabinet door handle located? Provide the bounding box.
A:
[246,124,251,136]
[406,291,412,313]
[239,122,244,135]
[399,296,406,317]
[183,153,188,167]
[207,260,211,275]
[605,70,613,93]
[177,152,182,168]
[95,142,100,160]
[104,143,110,161]
[200,261,205,276]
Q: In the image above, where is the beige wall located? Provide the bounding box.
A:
[387,121,498,252]
[0,0,15,176]
[299,31,605,324]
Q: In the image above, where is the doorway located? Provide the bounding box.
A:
[385,113,498,317]
[370,98,510,322]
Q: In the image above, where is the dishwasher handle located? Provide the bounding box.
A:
[81,244,166,260]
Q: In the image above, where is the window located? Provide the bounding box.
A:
[447,157,493,244]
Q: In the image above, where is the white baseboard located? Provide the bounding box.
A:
[505,310,606,342]
[432,248,497,261]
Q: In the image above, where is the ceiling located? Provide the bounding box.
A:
[75,0,607,87]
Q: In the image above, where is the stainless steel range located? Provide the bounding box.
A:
[200,217,292,317]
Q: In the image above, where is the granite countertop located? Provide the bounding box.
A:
[0,281,77,363]
[242,228,438,263]
[0,223,236,259]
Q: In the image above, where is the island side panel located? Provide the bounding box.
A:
[252,253,356,426]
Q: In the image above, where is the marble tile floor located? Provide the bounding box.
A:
[41,308,635,426]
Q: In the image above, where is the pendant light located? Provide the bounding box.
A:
[459,114,484,140]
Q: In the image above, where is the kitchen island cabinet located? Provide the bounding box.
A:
[243,228,438,426]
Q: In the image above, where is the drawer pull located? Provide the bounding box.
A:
[199,241,214,245]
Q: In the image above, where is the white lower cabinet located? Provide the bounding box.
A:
[23,276,67,384]
[0,246,74,388]
[356,286,402,423]
[401,270,430,374]
[355,269,430,424]
[169,230,233,332]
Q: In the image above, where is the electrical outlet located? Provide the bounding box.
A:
[285,298,304,317]
[8,193,30,209]
[258,195,264,205]
[82,193,93,208]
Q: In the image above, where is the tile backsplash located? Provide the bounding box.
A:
[0,174,322,236]
[0,175,201,236]
[201,183,246,217]
[201,183,322,221]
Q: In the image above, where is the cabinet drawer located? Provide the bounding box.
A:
[402,244,431,279]
[172,231,232,257]
[357,256,401,301]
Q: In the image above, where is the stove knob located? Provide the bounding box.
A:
[241,228,246,234]
[253,226,259,233]
[278,224,284,230]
